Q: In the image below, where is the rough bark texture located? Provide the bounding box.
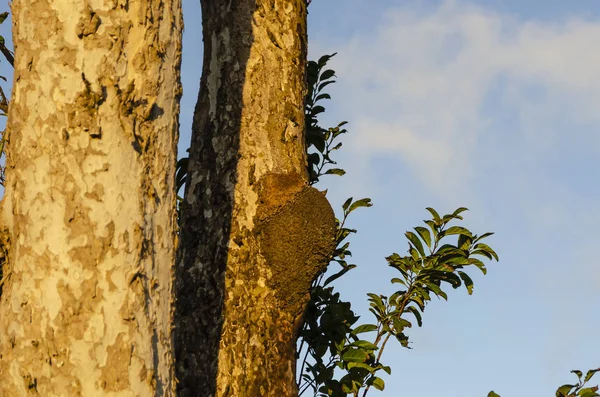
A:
[174,1,336,396]
[0,1,182,395]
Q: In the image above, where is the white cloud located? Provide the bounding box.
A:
[308,3,600,393]
[325,1,600,199]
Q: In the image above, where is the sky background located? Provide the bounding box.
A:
[1,0,599,396]
[178,1,600,395]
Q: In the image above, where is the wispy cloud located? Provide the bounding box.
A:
[323,1,600,202]
[308,2,600,394]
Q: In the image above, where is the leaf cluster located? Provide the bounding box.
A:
[298,207,499,397]
[305,53,348,184]
[489,368,600,397]
[555,369,600,397]
[297,197,372,396]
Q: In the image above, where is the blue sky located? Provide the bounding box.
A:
[1,0,599,396]
[178,0,600,395]
[296,1,600,396]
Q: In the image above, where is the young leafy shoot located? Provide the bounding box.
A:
[298,207,499,397]
[305,53,348,184]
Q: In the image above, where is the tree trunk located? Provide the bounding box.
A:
[0,1,183,395]
[174,1,336,396]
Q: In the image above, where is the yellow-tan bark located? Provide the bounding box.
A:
[0,1,183,395]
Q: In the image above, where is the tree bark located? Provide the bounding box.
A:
[174,1,336,396]
[0,1,182,395]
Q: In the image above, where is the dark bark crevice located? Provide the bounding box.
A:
[0,224,10,298]
[174,1,253,395]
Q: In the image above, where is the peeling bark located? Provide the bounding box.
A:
[0,1,183,395]
[175,1,336,396]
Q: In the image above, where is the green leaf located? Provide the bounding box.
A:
[342,197,353,212]
[352,324,378,334]
[573,370,584,379]
[413,286,431,302]
[585,368,600,383]
[333,241,351,258]
[474,243,499,261]
[393,317,412,333]
[471,249,493,260]
[389,290,405,304]
[432,262,456,272]
[308,152,320,167]
[405,231,425,258]
[336,227,357,244]
[405,306,422,327]
[330,142,343,151]
[390,277,406,286]
[457,233,472,250]
[340,375,358,394]
[368,376,385,391]
[474,232,495,242]
[318,80,335,92]
[307,60,318,72]
[346,361,376,373]
[395,332,410,348]
[579,387,600,397]
[423,282,448,300]
[320,69,336,81]
[311,105,326,116]
[414,226,432,249]
[324,264,356,286]
[341,348,368,363]
[556,385,577,397]
[424,220,440,240]
[0,12,8,24]
[409,247,420,261]
[306,129,326,152]
[324,168,346,177]
[452,207,469,218]
[351,340,378,351]
[467,257,488,275]
[348,198,372,214]
[442,226,473,238]
[426,207,441,223]
[318,53,337,67]
[315,93,331,102]
[487,392,501,397]
[439,272,462,289]
[409,294,426,311]
[458,271,474,295]
[175,157,189,192]
[367,293,386,313]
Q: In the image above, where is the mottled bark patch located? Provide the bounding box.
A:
[100,333,131,392]
[0,0,183,394]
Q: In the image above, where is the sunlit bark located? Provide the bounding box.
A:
[0,1,183,395]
